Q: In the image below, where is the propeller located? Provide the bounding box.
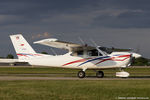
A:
[127,54,135,67]
[128,52,141,67]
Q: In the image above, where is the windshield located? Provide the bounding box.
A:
[98,47,113,54]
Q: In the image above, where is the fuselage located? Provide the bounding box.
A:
[22,52,132,70]
[9,34,142,78]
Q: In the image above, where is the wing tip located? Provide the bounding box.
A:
[34,38,58,44]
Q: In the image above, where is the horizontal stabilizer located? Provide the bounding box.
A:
[0,59,27,63]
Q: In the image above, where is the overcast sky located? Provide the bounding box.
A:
[0,0,150,58]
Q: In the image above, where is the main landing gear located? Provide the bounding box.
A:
[96,71,104,78]
[78,71,85,78]
[77,70,104,78]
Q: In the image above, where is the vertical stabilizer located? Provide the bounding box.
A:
[10,34,37,60]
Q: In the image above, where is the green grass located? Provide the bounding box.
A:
[0,80,149,100]
[0,67,149,100]
[0,67,149,77]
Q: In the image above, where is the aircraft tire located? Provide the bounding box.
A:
[78,71,86,78]
[96,71,104,78]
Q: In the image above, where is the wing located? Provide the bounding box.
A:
[34,38,95,52]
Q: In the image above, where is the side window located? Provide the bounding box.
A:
[88,49,101,56]
[98,52,103,56]
[77,50,84,56]
[91,50,98,56]
[71,49,103,57]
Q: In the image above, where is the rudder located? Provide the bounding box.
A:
[10,34,37,60]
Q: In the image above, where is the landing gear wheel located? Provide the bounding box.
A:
[78,71,86,78]
[96,71,104,78]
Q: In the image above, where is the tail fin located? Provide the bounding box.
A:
[10,34,37,60]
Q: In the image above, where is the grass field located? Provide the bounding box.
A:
[0,80,150,100]
[0,67,149,100]
[0,67,149,77]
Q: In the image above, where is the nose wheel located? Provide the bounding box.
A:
[96,71,104,78]
[77,71,86,78]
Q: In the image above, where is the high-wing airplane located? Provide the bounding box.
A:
[9,34,141,78]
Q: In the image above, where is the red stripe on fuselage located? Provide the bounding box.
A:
[96,54,131,65]
[63,54,131,66]
[62,58,91,66]
[17,54,28,57]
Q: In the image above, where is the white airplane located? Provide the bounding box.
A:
[9,34,141,78]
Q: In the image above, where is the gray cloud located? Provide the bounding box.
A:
[31,32,52,39]
[0,0,150,28]
[0,0,150,58]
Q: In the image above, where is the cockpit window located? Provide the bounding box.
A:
[98,47,113,54]
[71,49,103,57]
[77,50,84,55]
[88,49,102,56]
